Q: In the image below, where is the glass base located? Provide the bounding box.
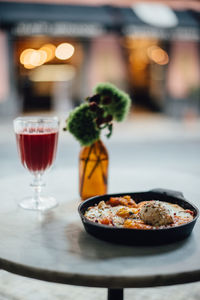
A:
[19,196,58,211]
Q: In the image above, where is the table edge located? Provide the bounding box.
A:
[1,257,200,288]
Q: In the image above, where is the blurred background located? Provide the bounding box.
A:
[0,0,200,299]
[0,0,199,118]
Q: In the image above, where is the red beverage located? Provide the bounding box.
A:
[16,129,58,174]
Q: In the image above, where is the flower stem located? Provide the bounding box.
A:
[87,143,100,179]
[87,141,107,185]
[80,143,94,197]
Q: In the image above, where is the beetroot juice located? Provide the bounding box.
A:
[16,129,58,174]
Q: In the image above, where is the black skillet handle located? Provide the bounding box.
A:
[149,188,185,200]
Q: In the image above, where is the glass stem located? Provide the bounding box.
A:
[31,174,44,207]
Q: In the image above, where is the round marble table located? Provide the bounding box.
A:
[0,167,200,300]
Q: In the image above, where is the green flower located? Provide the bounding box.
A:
[64,82,132,146]
[94,82,131,121]
[66,103,100,146]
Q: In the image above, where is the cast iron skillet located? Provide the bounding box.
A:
[78,188,199,246]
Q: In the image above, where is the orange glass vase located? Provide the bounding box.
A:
[79,140,109,200]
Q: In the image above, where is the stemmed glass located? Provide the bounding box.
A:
[13,116,59,211]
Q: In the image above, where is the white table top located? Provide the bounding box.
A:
[0,167,200,288]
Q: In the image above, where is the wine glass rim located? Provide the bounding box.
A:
[14,116,59,123]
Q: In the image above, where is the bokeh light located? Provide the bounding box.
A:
[55,43,74,60]
[147,46,169,65]
[40,44,56,62]
[20,49,35,65]
[35,50,47,66]
[20,48,48,69]
[20,43,74,69]
[29,50,47,67]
